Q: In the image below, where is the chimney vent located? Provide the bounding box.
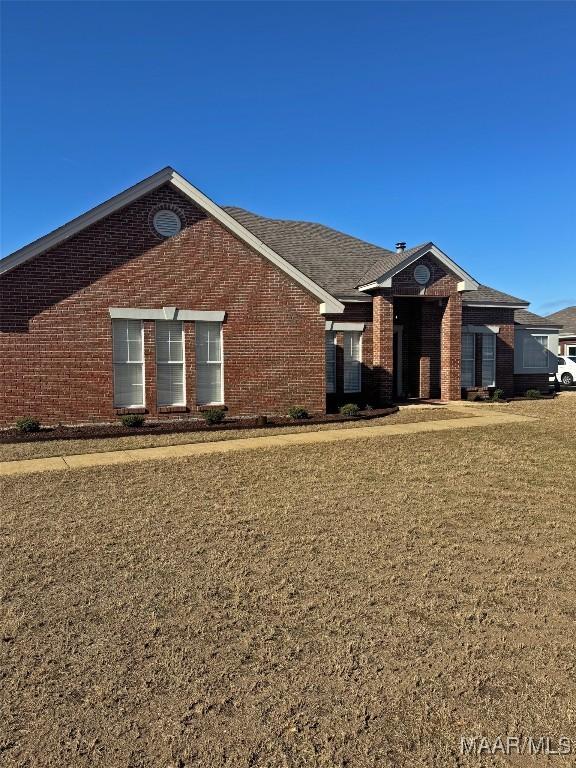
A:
[395,242,406,253]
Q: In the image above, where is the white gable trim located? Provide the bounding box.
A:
[358,244,479,292]
[0,167,345,315]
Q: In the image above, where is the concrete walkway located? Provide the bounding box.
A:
[0,405,535,477]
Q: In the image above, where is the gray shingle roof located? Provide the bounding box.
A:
[223,207,529,306]
[462,284,529,306]
[545,306,576,335]
[224,207,399,300]
[515,309,562,328]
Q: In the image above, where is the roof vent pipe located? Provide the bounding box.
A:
[395,242,406,253]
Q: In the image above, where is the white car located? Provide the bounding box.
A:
[556,356,576,386]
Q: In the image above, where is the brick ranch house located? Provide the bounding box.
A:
[0,167,561,427]
[545,306,576,356]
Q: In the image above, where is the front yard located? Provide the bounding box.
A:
[1,394,575,767]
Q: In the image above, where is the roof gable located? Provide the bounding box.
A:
[0,168,344,315]
[356,242,479,292]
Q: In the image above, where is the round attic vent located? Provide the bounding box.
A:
[414,264,431,285]
[153,209,182,238]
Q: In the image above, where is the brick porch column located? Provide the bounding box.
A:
[372,292,394,403]
[440,293,462,400]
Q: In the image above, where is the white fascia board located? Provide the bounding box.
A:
[357,244,479,293]
[109,307,226,321]
[325,321,365,331]
[0,167,345,316]
[559,333,576,338]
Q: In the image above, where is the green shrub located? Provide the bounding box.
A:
[339,403,360,417]
[491,388,505,402]
[120,414,145,428]
[287,406,309,420]
[201,407,226,424]
[525,389,542,399]
[15,417,41,433]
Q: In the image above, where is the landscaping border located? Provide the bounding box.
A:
[0,407,400,445]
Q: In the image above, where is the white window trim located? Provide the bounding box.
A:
[522,334,549,370]
[112,319,145,409]
[109,307,225,322]
[567,345,576,356]
[325,321,365,332]
[155,321,186,407]
[196,322,224,406]
[343,331,362,393]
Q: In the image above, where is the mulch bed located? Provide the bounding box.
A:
[0,407,399,445]
[472,394,556,404]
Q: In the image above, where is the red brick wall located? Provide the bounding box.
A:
[462,306,515,395]
[0,184,325,426]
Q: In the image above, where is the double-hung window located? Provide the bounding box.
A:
[522,334,548,369]
[325,331,336,394]
[343,331,362,393]
[156,321,185,406]
[481,334,496,387]
[112,319,144,407]
[196,321,223,404]
[461,333,475,388]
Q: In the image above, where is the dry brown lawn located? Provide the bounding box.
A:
[0,407,467,462]
[1,393,575,767]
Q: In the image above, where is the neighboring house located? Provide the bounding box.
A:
[513,310,561,390]
[545,306,576,356]
[0,168,557,426]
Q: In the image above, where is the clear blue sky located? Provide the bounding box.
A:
[2,1,575,313]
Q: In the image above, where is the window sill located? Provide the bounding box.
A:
[198,403,227,412]
[114,407,147,415]
[158,406,188,414]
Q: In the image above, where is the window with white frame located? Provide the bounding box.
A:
[567,345,576,357]
[112,319,144,407]
[196,321,223,404]
[522,334,548,369]
[461,333,475,388]
[481,334,496,387]
[156,321,185,406]
[343,331,362,393]
[325,331,336,394]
